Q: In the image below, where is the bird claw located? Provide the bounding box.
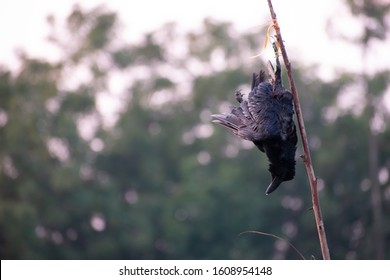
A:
[266,61,276,83]
[235,90,243,103]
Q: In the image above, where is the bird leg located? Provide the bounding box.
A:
[266,61,275,83]
[235,90,243,103]
[272,41,282,90]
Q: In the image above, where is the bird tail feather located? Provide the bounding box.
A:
[211,114,240,133]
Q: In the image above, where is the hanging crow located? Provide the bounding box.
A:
[211,51,297,194]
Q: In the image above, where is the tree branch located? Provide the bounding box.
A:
[266,0,331,260]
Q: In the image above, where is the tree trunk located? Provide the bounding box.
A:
[368,112,385,259]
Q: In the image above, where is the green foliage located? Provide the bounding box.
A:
[0,4,389,260]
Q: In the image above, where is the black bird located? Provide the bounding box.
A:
[211,53,297,194]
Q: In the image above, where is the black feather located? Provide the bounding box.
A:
[211,57,297,194]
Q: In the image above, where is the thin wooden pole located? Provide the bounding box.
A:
[266,0,331,260]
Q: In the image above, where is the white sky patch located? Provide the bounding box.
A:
[383,86,390,113]
[1,0,389,79]
[59,64,93,92]
[186,57,213,77]
[47,137,70,162]
[322,106,339,124]
[45,97,60,114]
[1,0,390,133]
[197,151,211,165]
[124,189,139,205]
[108,71,131,95]
[194,123,214,139]
[281,196,303,212]
[317,178,325,192]
[281,221,298,238]
[77,114,100,140]
[96,91,122,127]
[370,112,386,134]
[182,130,195,145]
[199,109,212,123]
[35,225,47,239]
[218,101,232,114]
[223,144,239,158]
[90,213,106,232]
[80,164,94,181]
[0,109,9,127]
[149,89,174,108]
[240,139,254,150]
[336,82,366,115]
[51,231,64,244]
[378,167,389,185]
[210,48,227,72]
[90,138,105,152]
[2,156,19,179]
[182,123,214,145]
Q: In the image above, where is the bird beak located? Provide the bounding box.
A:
[265,176,284,195]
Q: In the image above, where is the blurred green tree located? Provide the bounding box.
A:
[0,3,389,260]
[325,0,390,259]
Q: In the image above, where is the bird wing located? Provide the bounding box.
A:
[211,105,258,141]
[248,83,281,140]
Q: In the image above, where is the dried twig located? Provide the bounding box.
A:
[266,0,331,260]
[240,231,305,260]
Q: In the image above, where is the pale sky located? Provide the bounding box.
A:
[2,0,390,118]
[2,0,382,78]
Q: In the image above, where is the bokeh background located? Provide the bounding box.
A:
[1,0,389,259]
